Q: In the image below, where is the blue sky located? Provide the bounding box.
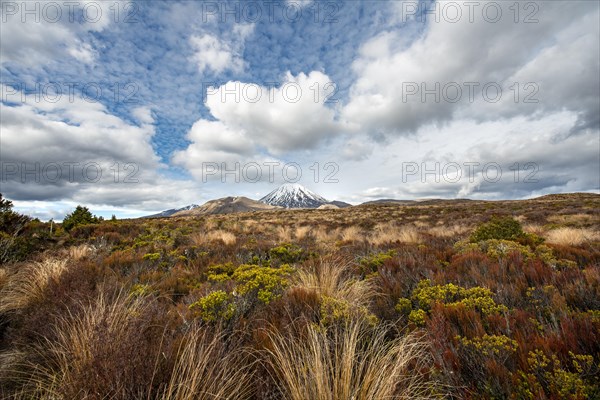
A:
[1,0,598,220]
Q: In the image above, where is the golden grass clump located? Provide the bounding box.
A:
[0,259,68,314]
[294,259,375,305]
[294,225,311,240]
[522,223,545,236]
[67,244,93,260]
[264,319,434,400]
[159,327,254,400]
[191,230,237,246]
[545,227,599,246]
[427,224,470,238]
[369,224,421,245]
[341,226,363,243]
[276,225,293,242]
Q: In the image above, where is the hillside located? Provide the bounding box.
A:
[0,192,599,399]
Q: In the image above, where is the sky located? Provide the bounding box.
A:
[1,0,599,220]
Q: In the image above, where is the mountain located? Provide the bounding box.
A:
[259,183,330,209]
[172,196,280,216]
[144,204,199,218]
[329,200,353,208]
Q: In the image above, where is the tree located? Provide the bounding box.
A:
[62,206,99,232]
[0,193,31,235]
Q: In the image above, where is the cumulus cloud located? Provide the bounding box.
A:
[173,71,343,181]
[342,1,599,138]
[189,24,254,74]
[0,85,203,210]
[0,0,116,67]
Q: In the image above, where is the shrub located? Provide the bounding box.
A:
[189,290,236,323]
[232,263,295,304]
[470,216,526,243]
[269,243,306,264]
[62,205,100,232]
[409,279,507,315]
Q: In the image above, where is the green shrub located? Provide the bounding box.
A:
[63,205,101,232]
[359,250,395,276]
[269,243,306,264]
[232,263,295,304]
[410,279,507,315]
[189,290,236,323]
[470,216,525,243]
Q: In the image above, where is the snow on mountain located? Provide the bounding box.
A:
[259,183,329,209]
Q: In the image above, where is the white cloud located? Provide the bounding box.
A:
[0,0,116,66]
[0,85,205,210]
[342,0,599,138]
[205,71,341,154]
[189,24,254,74]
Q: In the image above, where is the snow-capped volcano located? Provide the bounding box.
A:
[259,183,329,209]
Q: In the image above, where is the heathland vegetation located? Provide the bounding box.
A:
[0,193,598,399]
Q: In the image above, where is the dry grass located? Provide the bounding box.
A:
[545,227,599,246]
[341,226,363,243]
[6,290,149,399]
[294,259,375,305]
[0,268,8,291]
[369,224,421,245]
[191,230,237,246]
[0,259,68,314]
[67,244,93,260]
[428,224,470,238]
[264,319,434,400]
[294,225,311,240]
[159,327,254,400]
[523,223,545,236]
[313,226,338,244]
[547,213,595,226]
[276,226,293,242]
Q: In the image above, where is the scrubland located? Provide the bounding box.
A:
[1,193,599,399]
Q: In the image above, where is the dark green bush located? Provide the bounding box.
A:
[470,216,526,243]
[63,205,101,232]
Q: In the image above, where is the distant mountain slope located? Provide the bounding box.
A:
[259,183,329,209]
[144,204,199,218]
[173,196,280,216]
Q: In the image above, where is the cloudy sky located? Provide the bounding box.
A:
[1,0,598,220]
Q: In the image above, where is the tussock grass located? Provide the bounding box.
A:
[67,244,93,260]
[428,224,470,238]
[294,225,311,240]
[341,226,363,242]
[264,319,435,400]
[370,224,421,245]
[0,259,68,314]
[545,227,599,246]
[191,230,237,246]
[0,267,8,290]
[1,290,149,399]
[159,327,254,400]
[522,223,545,236]
[294,259,375,305]
[276,226,293,242]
